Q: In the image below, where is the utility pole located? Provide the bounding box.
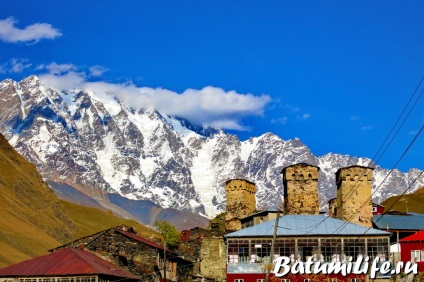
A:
[163,240,167,282]
[266,204,283,282]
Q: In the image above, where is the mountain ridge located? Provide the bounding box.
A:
[0,131,161,268]
[1,75,423,218]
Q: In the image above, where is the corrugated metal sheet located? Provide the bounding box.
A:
[225,214,391,237]
[114,229,175,253]
[373,212,424,231]
[0,248,139,279]
[400,229,424,242]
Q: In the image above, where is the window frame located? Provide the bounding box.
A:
[411,250,421,262]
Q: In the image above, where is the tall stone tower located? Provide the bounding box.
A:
[225,179,256,231]
[282,163,320,215]
[336,165,373,227]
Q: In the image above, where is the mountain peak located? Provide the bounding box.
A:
[0,75,423,218]
[21,75,41,84]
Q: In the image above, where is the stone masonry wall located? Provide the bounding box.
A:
[282,163,320,215]
[225,179,256,231]
[52,226,191,281]
[328,198,337,218]
[200,237,226,281]
[336,166,373,227]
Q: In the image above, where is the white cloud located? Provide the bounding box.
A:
[350,115,360,121]
[284,104,299,112]
[295,113,310,120]
[0,58,32,73]
[42,62,78,75]
[10,58,32,72]
[38,72,271,131]
[361,126,373,131]
[89,65,108,77]
[0,17,62,44]
[301,113,310,120]
[39,71,86,90]
[271,117,288,125]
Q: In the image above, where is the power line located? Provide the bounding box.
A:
[332,122,424,235]
[302,75,424,236]
[342,77,424,203]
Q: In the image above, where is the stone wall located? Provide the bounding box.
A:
[225,179,256,231]
[53,225,192,282]
[282,163,320,215]
[336,166,373,227]
[200,237,226,281]
[328,198,337,218]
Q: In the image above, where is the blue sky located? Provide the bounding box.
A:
[1,1,423,172]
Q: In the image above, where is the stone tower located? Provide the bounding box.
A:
[225,179,256,231]
[328,198,337,218]
[336,165,373,227]
[281,163,320,215]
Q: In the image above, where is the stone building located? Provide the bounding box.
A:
[51,225,192,282]
[199,237,226,280]
[328,197,337,218]
[179,226,226,281]
[240,209,278,229]
[224,179,256,231]
[0,248,140,282]
[335,165,373,227]
[281,163,320,215]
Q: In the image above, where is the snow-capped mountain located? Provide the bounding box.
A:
[1,75,423,218]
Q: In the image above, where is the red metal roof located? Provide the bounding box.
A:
[114,229,174,253]
[400,230,424,242]
[0,248,139,280]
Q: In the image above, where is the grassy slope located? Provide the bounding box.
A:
[60,200,160,243]
[381,186,424,214]
[0,133,159,268]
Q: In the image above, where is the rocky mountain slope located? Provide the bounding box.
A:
[1,76,423,218]
[0,131,160,267]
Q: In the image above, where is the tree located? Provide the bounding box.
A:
[154,220,180,282]
[154,220,180,247]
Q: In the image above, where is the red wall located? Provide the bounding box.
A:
[400,242,424,272]
[373,205,384,215]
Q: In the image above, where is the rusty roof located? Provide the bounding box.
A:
[0,248,139,280]
[114,228,175,253]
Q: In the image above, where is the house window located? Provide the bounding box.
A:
[372,207,377,212]
[281,279,290,282]
[350,279,361,282]
[367,238,389,261]
[304,279,310,282]
[297,238,319,262]
[411,250,421,262]
[257,280,265,282]
[235,280,244,282]
[345,238,366,261]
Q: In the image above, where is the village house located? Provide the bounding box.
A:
[240,210,278,229]
[373,212,424,266]
[224,163,392,282]
[51,225,192,282]
[0,248,140,282]
[225,214,391,282]
[372,203,385,215]
[400,230,424,273]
